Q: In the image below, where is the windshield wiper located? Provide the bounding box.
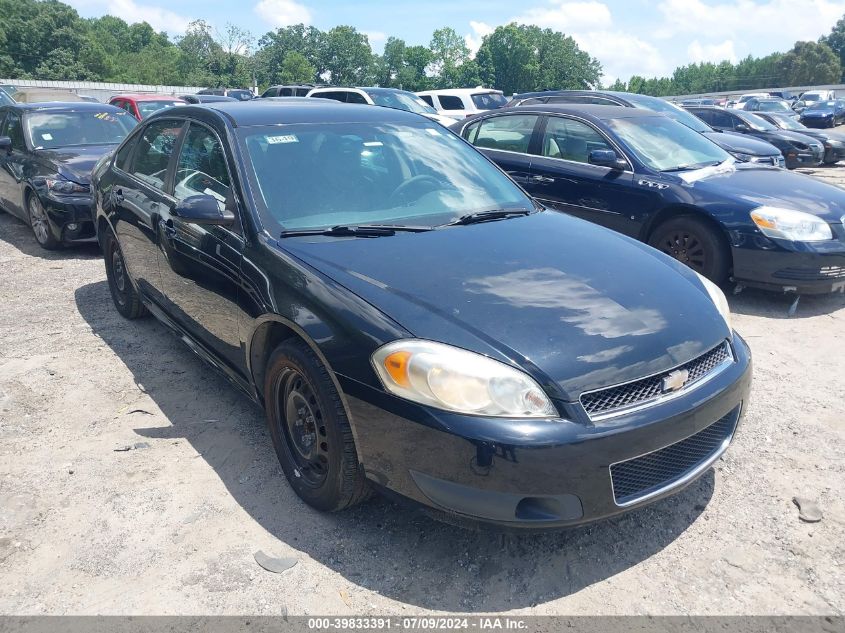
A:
[661,161,723,173]
[280,224,431,238]
[444,208,531,226]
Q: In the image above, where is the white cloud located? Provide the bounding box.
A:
[66,0,190,33]
[655,0,845,42]
[687,39,738,64]
[254,0,312,28]
[512,0,612,32]
[363,31,387,44]
[465,21,493,56]
[572,30,670,83]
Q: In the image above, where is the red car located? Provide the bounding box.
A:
[108,94,187,121]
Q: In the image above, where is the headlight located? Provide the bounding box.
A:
[750,206,832,241]
[694,272,731,331]
[46,179,90,195]
[730,152,754,162]
[788,140,809,150]
[371,339,557,418]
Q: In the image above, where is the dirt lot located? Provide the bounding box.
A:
[0,170,843,616]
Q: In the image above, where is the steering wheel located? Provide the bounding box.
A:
[389,175,442,204]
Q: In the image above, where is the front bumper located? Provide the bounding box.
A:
[731,224,845,294]
[339,335,752,530]
[823,144,845,164]
[41,193,97,243]
[783,145,824,168]
[802,116,835,129]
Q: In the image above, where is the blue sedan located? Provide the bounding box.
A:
[801,99,845,128]
[452,105,845,294]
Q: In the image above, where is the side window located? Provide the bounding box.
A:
[711,111,735,129]
[438,95,464,110]
[130,120,183,190]
[261,88,276,98]
[692,109,713,125]
[312,91,346,102]
[115,135,138,171]
[280,88,293,97]
[473,114,538,154]
[346,92,368,104]
[173,124,231,214]
[418,95,434,107]
[463,120,481,144]
[541,117,611,163]
[2,111,25,151]
[296,88,310,97]
[520,98,548,106]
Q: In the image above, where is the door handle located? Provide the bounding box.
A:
[530,175,555,184]
[112,188,124,203]
[158,218,177,239]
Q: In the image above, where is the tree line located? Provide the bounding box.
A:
[1,0,844,97]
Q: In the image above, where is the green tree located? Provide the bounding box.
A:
[779,41,841,86]
[253,24,322,86]
[429,27,472,88]
[278,51,315,84]
[821,14,845,80]
[319,26,373,85]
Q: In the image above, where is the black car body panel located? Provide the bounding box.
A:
[505,90,784,166]
[686,106,824,168]
[755,112,845,164]
[0,102,135,244]
[452,104,845,295]
[92,101,752,529]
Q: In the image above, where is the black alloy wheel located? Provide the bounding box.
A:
[648,215,729,284]
[27,194,59,250]
[103,230,147,319]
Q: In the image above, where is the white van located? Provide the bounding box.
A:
[415,88,508,120]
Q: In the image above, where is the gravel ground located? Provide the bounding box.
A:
[0,168,843,616]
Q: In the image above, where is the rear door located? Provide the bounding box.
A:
[526,115,650,236]
[109,118,185,299]
[155,120,246,376]
[462,113,540,187]
[0,111,29,218]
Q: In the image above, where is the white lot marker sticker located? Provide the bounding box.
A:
[266,134,299,144]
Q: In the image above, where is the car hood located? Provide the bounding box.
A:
[35,144,117,184]
[776,130,824,147]
[672,163,845,221]
[703,130,779,156]
[280,211,730,401]
[802,108,834,117]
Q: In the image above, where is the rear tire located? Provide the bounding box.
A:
[103,230,147,319]
[27,194,60,250]
[264,339,369,512]
[648,215,730,284]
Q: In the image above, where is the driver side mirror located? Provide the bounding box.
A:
[0,136,11,153]
[734,123,749,132]
[588,149,627,170]
[173,194,235,226]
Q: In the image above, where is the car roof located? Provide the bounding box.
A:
[1,101,125,113]
[417,88,502,96]
[510,103,657,121]
[156,99,424,128]
[111,94,187,102]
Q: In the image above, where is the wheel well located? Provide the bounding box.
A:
[642,206,733,269]
[97,216,112,249]
[249,320,298,404]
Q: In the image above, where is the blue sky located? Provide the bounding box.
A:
[66,0,845,82]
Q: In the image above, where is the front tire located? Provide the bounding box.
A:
[264,339,369,512]
[103,230,147,319]
[27,194,60,250]
[648,215,730,284]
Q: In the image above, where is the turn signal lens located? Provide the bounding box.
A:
[383,351,411,388]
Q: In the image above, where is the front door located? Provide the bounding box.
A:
[0,111,28,218]
[156,121,246,376]
[525,115,644,236]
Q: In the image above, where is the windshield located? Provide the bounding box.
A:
[365,90,438,115]
[758,101,790,112]
[807,101,836,110]
[623,93,711,132]
[802,94,822,102]
[240,121,533,231]
[769,115,805,130]
[735,111,776,131]
[26,111,137,149]
[472,93,508,110]
[137,100,185,119]
[0,89,14,107]
[607,115,730,172]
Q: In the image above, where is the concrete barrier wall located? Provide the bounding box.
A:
[1,79,206,103]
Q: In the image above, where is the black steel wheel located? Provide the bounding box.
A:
[648,215,730,284]
[27,194,60,250]
[103,230,147,319]
[265,339,369,512]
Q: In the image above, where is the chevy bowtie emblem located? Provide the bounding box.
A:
[662,368,690,393]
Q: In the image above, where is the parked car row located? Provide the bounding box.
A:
[2,93,844,531]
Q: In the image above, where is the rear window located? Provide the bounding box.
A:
[418,95,434,107]
[471,93,508,109]
[438,95,465,110]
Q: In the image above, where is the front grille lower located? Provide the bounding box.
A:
[773,265,845,281]
[580,342,732,418]
[610,406,739,505]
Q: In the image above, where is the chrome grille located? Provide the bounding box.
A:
[610,405,739,505]
[580,342,732,418]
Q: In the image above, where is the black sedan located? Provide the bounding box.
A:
[181,94,238,104]
[687,106,824,168]
[452,105,845,295]
[506,90,784,167]
[0,102,136,249]
[92,100,750,529]
[754,112,845,165]
[800,99,845,128]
